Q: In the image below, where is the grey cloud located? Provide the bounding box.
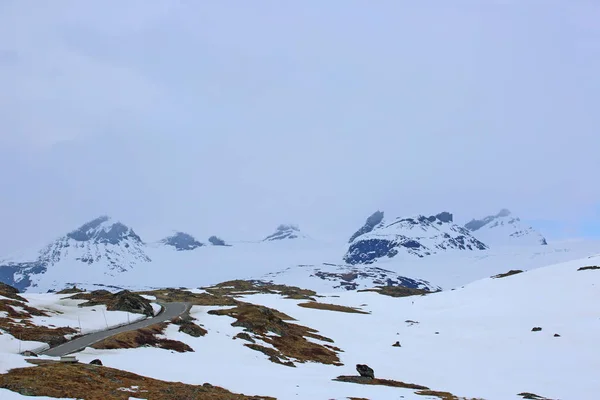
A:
[1,1,599,254]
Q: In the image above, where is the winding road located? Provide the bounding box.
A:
[40,302,190,357]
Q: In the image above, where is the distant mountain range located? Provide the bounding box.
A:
[0,209,548,292]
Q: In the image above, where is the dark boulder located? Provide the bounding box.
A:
[531,327,542,332]
[356,364,375,379]
[89,359,103,365]
[392,341,401,347]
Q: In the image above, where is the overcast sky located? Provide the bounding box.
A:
[1,0,599,253]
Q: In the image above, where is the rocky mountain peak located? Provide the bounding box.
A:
[264,224,304,241]
[345,211,486,264]
[349,211,385,243]
[66,216,142,245]
[161,232,203,251]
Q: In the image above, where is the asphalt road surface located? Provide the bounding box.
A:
[40,302,189,357]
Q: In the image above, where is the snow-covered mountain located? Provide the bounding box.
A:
[263,224,307,241]
[2,212,598,297]
[465,209,547,246]
[344,211,487,264]
[0,216,152,291]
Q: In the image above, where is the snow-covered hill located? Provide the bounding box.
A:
[345,211,487,264]
[3,254,598,399]
[465,209,547,246]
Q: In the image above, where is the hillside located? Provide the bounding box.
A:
[2,255,599,399]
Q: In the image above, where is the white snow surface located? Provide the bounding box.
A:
[23,293,147,336]
[65,255,600,399]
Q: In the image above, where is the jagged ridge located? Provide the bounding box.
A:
[345,211,487,264]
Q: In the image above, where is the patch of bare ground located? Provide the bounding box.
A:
[91,322,193,352]
[578,265,600,271]
[0,363,275,400]
[204,279,319,300]
[334,376,484,400]
[56,286,85,295]
[0,283,28,302]
[297,301,369,314]
[0,288,76,346]
[492,270,523,278]
[68,289,154,316]
[208,303,342,367]
[517,393,554,400]
[171,315,208,337]
[357,286,432,298]
[139,288,238,307]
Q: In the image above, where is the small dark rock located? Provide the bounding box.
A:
[554,333,561,337]
[89,359,103,365]
[356,364,375,379]
[435,332,439,334]
[532,327,542,332]
[392,341,401,347]
[577,265,600,271]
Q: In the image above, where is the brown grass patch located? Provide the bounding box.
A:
[577,265,600,271]
[334,376,483,400]
[0,283,28,302]
[492,270,523,278]
[0,362,274,399]
[139,288,239,307]
[0,297,76,346]
[208,303,342,366]
[204,280,318,300]
[92,322,193,353]
[56,286,86,294]
[297,301,369,314]
[171,315,208,337]
[357,286,431,298]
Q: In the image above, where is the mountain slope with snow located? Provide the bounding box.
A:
[3,254,595,399]
[0,216,151,291]
[465,209,547,246]
[345,211,487,264]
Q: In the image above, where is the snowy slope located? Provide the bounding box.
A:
[258,263,440,292]
[465,209,547,246]
[345,211,487,264]
[57,254,600,400]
